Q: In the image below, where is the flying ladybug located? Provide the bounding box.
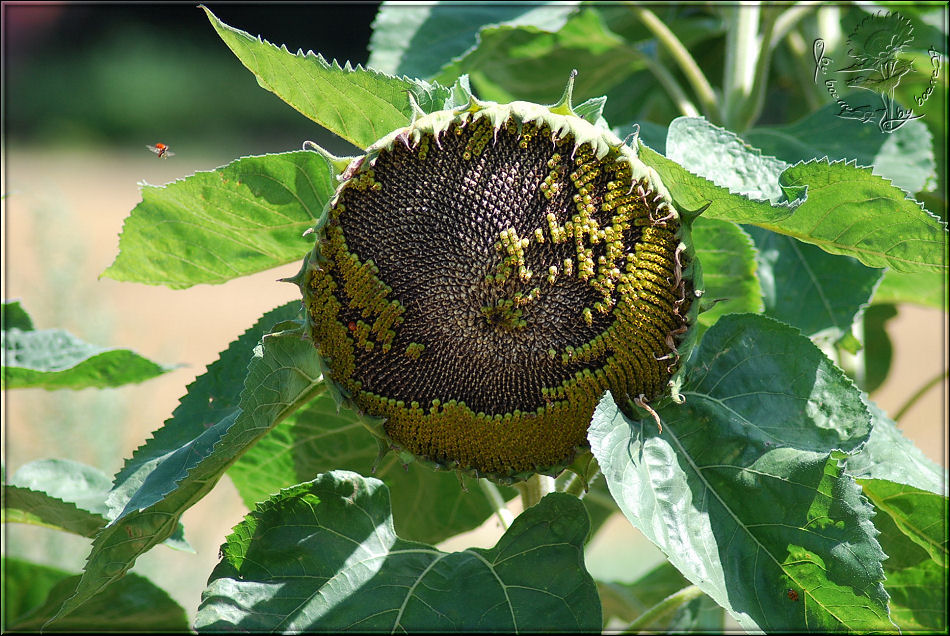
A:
[146,143,175,158]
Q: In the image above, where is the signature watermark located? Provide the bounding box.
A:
[813,10,941,133]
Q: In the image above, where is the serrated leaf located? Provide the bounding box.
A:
[227,392,516,545]
[666,117,790,203]
[859,480,948,632]
[744,101,937,196]
[102,152,333,289]
[368,1,579,80]
[590,314,891,632]
[203,6,452,150]
[4,562,188,633]
[846,396,947,496]
[2,300,34,331]
[195,472,601,632]
[434,9,643,110]
[774,159,947,273]
[1,325,172,390]
[691,217,762,331]
[862,479,948,568]
[46,323,325,626]
[745,225,884,343]
[106,301,302,518]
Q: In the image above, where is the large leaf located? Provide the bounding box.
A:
[203,6,452,150]
[46,322,326,626]
[434,8,642,110]
[195,472,601,632]
[659,117,948,274]
[2,303,172,389]
[860,480,948,632]
[102,152,333,289]
[106,300,302,518]
[744,102,937,196]
[3,559,188,633]
[846,396,946,496]
[690,217,762,331]
[368,1,578,80]
[227,392,516,545]
[589,314,892,632]
[745,225,884,343]
[873,268,948,311]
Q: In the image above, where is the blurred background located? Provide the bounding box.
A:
[2,2,946,626]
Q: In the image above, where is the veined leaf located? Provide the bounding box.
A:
[102,152,333,289]
[203,6,453,150]
[2,303,172,389]
[846,396,947,496]
[860,480,948,632]
[745,101,937,196]
[745,225,884,343]
[227,392,516,546]
[590,314,891,632]
[691,217,762,332]
[3,559,188,633]
[658,117,948,274]
[46,323,325,626]
[368,1,579,80]
[195,472,601,632]
[434,8,641,111]
[106,301,302,518]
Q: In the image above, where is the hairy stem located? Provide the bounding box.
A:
[723,3,761,130]
[625,4,720,121]
[623,585,705,632]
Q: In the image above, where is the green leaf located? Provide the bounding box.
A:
[195,472,601,632]
[228,392,516,545]
[106,301,302,518]
[691,217,762,332]
[434,9,643,110]
[774,159,947,274]
[658,117,948,274]
[745,225,884,343]
[2,320,172,389]
[2,300,34,331]
[637,141,798,226]
[4,459,112,537]
[744,102,937,196]
[859,480,948,632]
[4,459,190,551]
[368,1,579,80]
[46,322,325,626]
[590,314,891,632]
[862,479,947,568]
[2,558,73,630]
[4,562,188,632]
[846,396,946,496]
[203,6,452,150]
[874,268,948,310]
[102,152,333,289]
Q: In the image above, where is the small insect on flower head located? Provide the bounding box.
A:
[146,143,174,158]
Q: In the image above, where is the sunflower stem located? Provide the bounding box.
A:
[478,478,514,530]
[624,4,720,122]
[622,585,705,633]
[893,369,948,422]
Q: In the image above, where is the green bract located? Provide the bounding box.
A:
[293,76,703,482]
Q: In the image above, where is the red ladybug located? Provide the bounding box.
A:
[147,143,175,158]
[786,588,800,602]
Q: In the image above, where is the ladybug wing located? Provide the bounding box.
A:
[146,144,161,154]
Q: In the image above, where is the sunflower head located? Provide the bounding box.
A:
[293,76,701,483]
